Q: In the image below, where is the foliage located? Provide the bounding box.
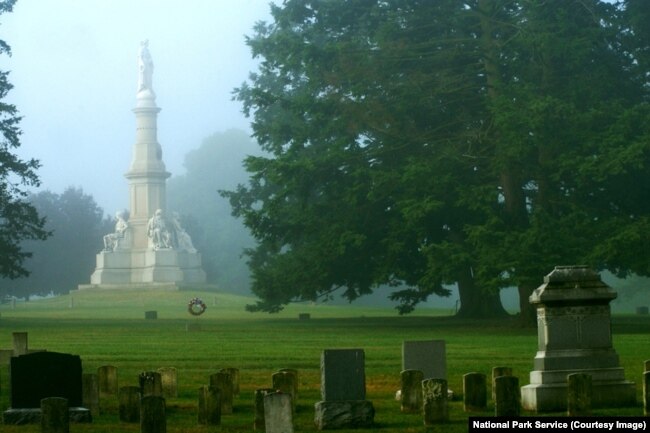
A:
[0,0,49,279]
[226,0,650,317]
[0,187,111,297]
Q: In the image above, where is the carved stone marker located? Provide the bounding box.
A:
[198,386,220,425]
[157,367,177,398]
[219,367,240,396]
[495,376,520,416]
[400,369,423,414]
[636,306,649,315]
[140,395,166,433]
[423,378,448,424]
[273,370,297,412]
[491,366,512,402]
[402,340,446,380]
[520,266,636,412]
[254,388,274,431]
[97,365,118,396]
[264,392,294,433]
[41,397,69,433]
[298,313,311,320]
[567,373,592,416]
[118,386,140,423]
[643,372,649,416]
[463,372,487,412]
[13,331,28,356]
[82,373,100,418]
[145,310,158,320]
[139,371,163,397]
[314,349,374,430]
[210,371,234,414]
[644,359,650,372]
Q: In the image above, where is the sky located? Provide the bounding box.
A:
[0,0,274,214]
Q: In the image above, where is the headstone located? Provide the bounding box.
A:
[157,367,177,398]
[422,378,448,424]
[140,395,166,433]
[314,349,374,430]
[495,376,520,417]
[298,313,310,320]
[210,371,234,414]
[118,386,140,423]
[636,306,649,315]
[264,392,293,433]
[145,310,158,320]
[400,369,423,414]
[491,366,512,402]
[139,371,163,397]
[644,359,650,373]
[254,388,274,431]
[273,370,297,412]
[13,332,28,356]
[402,340,446,381]
[278,368,299,401]
[643,371,649,417]
[220,367,240,396]
[82,373,100,418]
[41,397,69,433]
[97,365,118,396]
[567,373,592,416]
[463,372,487,412]
[521,266,637,412]
[198,385,221,425]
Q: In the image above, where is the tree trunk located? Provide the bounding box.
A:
[456,266,509,319]
[517,283,537,327]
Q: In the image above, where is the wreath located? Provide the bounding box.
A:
[187,297,207,316]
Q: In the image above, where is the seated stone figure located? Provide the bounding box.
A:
[171,212,197,253]
[103,210,131,252]
[147,209,172,250]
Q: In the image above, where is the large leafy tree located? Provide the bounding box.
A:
[0,0,48,280]
[226,0,650,317]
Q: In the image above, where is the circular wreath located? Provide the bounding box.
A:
[187,297,207,316]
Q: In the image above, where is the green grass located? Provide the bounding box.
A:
[0,289,648,432]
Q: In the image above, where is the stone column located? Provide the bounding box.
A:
[210,371,234,414]
[12,332,28,356]
[264,392,294,433]
[400,369,423,414]
[157,367,177,398]
[198,385,221,425]
[422,378,448,424]
[41,397,69,433]
[567,373,592,416]
[254,388,275,431]
[119,386,141,422]
[491,366,512,402]
[463,372,487,412]
[273,370,297,412]
[140,395,166,433]
[495,376,520,416]
[98,365,118,396]
[82,373,100,418]
[139,371,163,397]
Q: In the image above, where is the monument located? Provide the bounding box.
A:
[520,266,636,412]
[79,41,206,290]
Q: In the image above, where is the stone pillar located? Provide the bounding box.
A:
[119,386,141,423]
[400,369,423,414]
[140,395,166,433]
[643,371,649,416]
[157,367,177,398]
[41,397,69,433]
[82,373,100,418]
[98,365,118,396]
[139,371,163,397]
[264,392,294,433]
[254,388,275,431]
[12,332,28,356]
[463,372,487,412]
[422,378,448,424]
[272,370,297,412]
[495,376,520,417]
[220,367,240,396]
[491,366,512,402]
[198,385,221,425]
[210,371,234,414]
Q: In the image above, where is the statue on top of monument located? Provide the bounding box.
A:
[138,39,154,94]
[147,209,172,250]
[103,209,130,252]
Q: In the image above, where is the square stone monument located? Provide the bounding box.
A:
[3,352,92,424]
[521,266,636,412]
[314,349,374,430]
[402,340,446,380]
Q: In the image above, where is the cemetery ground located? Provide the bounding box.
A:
[0,289,648,432]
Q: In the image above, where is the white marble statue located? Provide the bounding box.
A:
[171,212,197,253]
[103,210,130,252]
[147,209,172,250]
[138,39,154,93]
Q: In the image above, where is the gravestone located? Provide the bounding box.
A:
[520,266,637,412]
[81,373,100,418]
[278,368,299,402]
[118,386,140,422]
[140,395,166,433]
[495,376,520,416]
[636,306,649,315]
[298,313,311,320]
[145,310,158,320]
[314,349,374,430]
[219,367,240,396]
[567,373,592,416]
[645,359,650,372]
[273,370,297,412]
[254,388,275,430]
[2,352,91,424]
[423,378,448,424]
[265,392,293,433]
[400,369,423,414]
[97,365,118,395]
[41,397,69,433]
[463,372,487,412]
[491,366,512,402]
[198,385,221,425]
[0,332,46,365]
[210,371,234,414]
[402,340,446,381]
[157,367,177,398]
[643,372,649,416]
[139,371,163,397]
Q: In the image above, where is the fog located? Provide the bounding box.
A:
[0,0,274,214]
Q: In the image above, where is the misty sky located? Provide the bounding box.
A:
[0,0,274,214]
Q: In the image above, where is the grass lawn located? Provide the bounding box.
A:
[0,288,648,432]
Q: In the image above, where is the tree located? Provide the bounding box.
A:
[226,0,650,317]
[0,187,111,297]
[0,0,48,280]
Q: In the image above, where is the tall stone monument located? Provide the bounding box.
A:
[520,266,635,412]
[80,41,206,290]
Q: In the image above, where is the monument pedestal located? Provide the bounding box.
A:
[521,266,636,412]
